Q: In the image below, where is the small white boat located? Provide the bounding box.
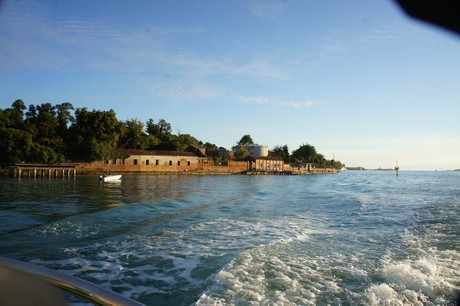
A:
[99,174,122,182]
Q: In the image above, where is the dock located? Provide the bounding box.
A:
[8,163,77,179]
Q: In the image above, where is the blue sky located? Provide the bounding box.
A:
[1,0,459,170]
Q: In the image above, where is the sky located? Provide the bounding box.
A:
[1,0,459,170]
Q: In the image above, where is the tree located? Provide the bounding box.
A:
[157,119,172,141]
[145,118,162,149]
[174,134,199,152]
[269,145,290,162]
[35,103,58,142]
[0,100,26,130]
[291,144,317,163]
[237,134,254,145]
[55,102,75,137]
[11,99,26,112]
[153,142,178,151]
[235,145,251,159]
[147,118,173,141]
[0,110,7,129]
[25,104,38,122]
[313,153,326,166]
[146,118,159,137]
[120,118,148,149]
[28,142,64,164]
[10,99,26,130]
[66,108,123,161]
[0,127,33,163]
[202,142,218,157]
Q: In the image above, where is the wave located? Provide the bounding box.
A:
[26,212,321,305]
[196,215,460,305]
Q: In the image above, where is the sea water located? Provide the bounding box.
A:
[0,171,459,305]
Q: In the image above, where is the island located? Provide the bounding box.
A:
[1,100,343,176]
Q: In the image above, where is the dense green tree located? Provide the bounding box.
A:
[157,119,172,141]
[174,134,199,152]
[146,118,172,142]
[291,143,317,163]
[153,142,178,151]
[235,145,251,160]
[237,134,254,145]
[0,110,7,129]
[145,135,161,150]
[56,102,75,137]
[28,142,64,163]
[0,100,26,130]
[291,144,343,169]
[11,99,26,112]
[120,118,148,149]
[66,108,123,161]
[25,104,38,122]
[10,99,26,130]
[0,99,343,167]
[313,153,326,166]
[0,127,33,163]
[269,145,290,162]
[145,118,161,149]
[146,118,159,137]
[202,142,219,157]
[27,103,58,145]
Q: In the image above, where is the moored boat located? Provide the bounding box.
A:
[98,174,122,182]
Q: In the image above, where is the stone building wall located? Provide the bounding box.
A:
[76,156,248,174]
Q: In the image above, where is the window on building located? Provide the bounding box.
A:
[122,159,125,165]
[113,159,117,165]
[187,161,191,166]
[156,160,159,165]
[134,159,138,165]
[177,161,180,166]
[146,160,149,165]
[169,160,172,166]
[105,160,109,165]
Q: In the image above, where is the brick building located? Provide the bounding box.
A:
[244,155,284,172]
[76,149,247,174]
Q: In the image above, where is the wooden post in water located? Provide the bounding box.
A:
[395,161,399,176]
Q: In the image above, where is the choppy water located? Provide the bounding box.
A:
[1,171,459,305]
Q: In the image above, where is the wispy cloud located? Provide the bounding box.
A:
[358,20,424,45]
[104,36,292,81]
[148,82,221,101]
[0,0,293,82]
[0,0,66,69]
[249,0,288,22]
[238,95,314,109]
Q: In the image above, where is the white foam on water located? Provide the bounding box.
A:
[366,284,406,306]
[28,212,323,304]
[364,228,460,306]
[197,220,460,306]
[195,236,341,306]
[369,256,459,305]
